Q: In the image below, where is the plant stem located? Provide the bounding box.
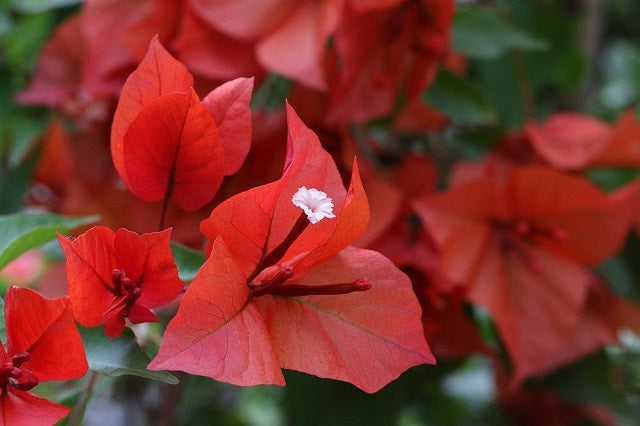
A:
[67,370,99,426]
[511,49,536,120]
[575,0,605,105]
[158,193,170,231]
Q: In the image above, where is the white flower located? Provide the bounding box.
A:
[291,186,336,224]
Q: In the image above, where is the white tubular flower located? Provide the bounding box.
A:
[292,186,336,224]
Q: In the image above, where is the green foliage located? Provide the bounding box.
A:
[80,326,178,385]
[0,2,66,216]
[585,167,640,191]
[536,350,639,421]
[251,73,293,111]
[170,241,205,283]
[5,107,50,168]
[11,0,81,14]
[1,10,53,78]
[0,149,38,214]
[423,70,497,125]
[0,213,98,270]
[599,41,640,111]
[453,5,547,59]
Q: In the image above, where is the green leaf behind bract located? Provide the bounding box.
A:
[11,0,82,14]
[170,241,205,282]
[538,351,635,420]
[0,213,98,270]
[423,70,497,125]
[80,326,178,384]
[453,6,548,59]
[0,150,38,214]
[6,107,50,168]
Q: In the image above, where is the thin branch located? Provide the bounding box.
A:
[67,370,99,426]
[511,49,536,120]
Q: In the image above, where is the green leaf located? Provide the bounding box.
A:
[7,107,50,168]
[0,11,12,37]
[0,213,98,270]
[585,167,640,191]
[11,0,82,13]
[453,6,548,59]
[538,351,636,419]
[171,241,205,282]
[423,70,497,125]
[251,73,292,111]
[80,326,178,384]
[1,11,54,77]
[596,256,640,301]
[0,150,38,214]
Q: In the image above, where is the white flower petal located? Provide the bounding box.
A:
[291,186,336,224]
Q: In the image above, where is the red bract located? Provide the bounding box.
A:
[0,286,88,426]
[326,0,454,123]
[189,0,341,90]
[122,89,224,210]
[201,104,369,277]
[16,16,85,108]
[172,6,262,81]
[592,108,640,167]
[18,0,181,108]
[524,112,612,170]
[149,104,434,392]
[111,36,193,190]
[111,37,254,211]
[202,76,255,176]
[58,226,183,337]
[414,166,636,387]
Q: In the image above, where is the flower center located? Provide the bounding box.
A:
[245,187,337,284]
[242,187,371,297]
[493,219,568,273]
[105,269,142,318]
[0,352,38,394]
[291,186,336,224]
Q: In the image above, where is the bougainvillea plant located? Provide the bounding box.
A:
[3,0,640,424]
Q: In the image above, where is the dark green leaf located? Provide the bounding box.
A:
[596,256,640,301]
[7,107,50,168]
[0,149,38,214]
[80,326,178,384]
[585,167,640,191]
[537,351,635,419]
[453,6,548,59]
[171,241,205,282]
[251,73,292,111]
[423,70,497,125]
[0,213,98,270]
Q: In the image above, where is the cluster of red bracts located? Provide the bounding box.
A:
[146,104,433,392]
[47,36,433,396]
